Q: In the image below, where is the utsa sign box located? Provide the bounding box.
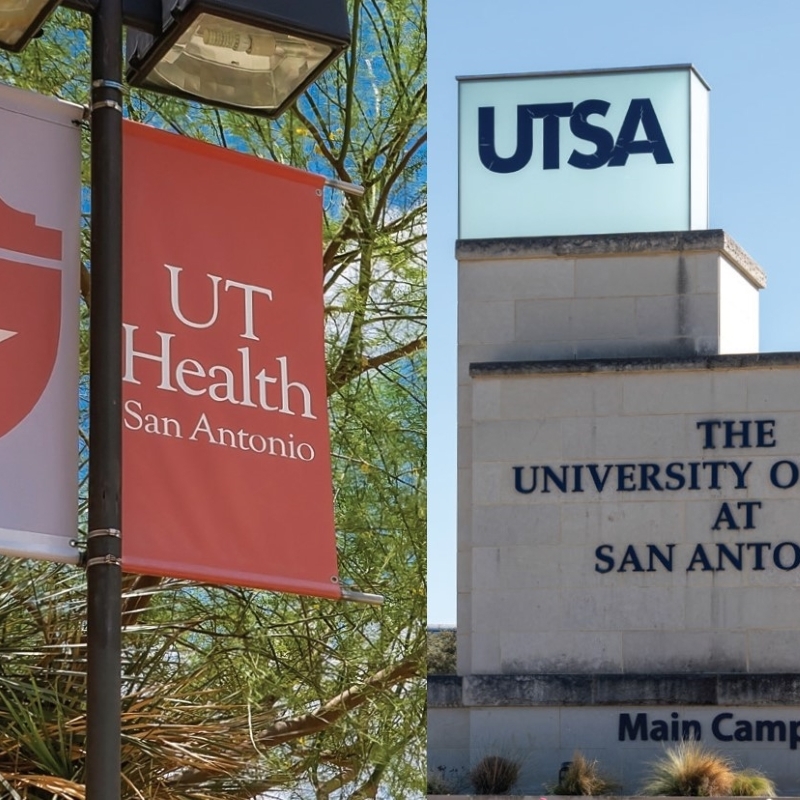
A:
[458,64,709,238]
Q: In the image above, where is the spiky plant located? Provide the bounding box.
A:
[551,751,619,796]
[0,560,281,799]
[468,754,521,795]
[0,556,423,799]
[641,741,736,796]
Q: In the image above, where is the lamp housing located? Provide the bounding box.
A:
[126,0,349,116]
[0,0,61,51]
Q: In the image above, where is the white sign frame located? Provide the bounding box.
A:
[458,64,709,239]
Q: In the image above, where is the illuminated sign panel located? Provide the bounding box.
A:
[458,65,709,238]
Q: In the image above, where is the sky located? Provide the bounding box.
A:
[427,0,800,625]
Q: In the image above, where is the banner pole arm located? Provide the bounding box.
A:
[340,589,385,606]
[324,178,365,197]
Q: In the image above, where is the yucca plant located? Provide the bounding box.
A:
[0,561,273,800]
[551,751,619,796]
[0,556,424,800]
[641,741,736,796]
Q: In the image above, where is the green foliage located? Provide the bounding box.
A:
[550,752,619,796]
[426,629,456,675]
[0,0,426,797]
[467,755,521,796]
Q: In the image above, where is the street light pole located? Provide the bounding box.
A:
[85,0,123,791]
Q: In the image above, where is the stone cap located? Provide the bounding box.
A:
[456,229,766,289]
[470,351,800,379]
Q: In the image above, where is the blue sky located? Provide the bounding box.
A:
[427,0,800,625]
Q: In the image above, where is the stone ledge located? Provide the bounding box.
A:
[469,350,800,378]
[455,229,766,289]
[428,674,800,708]
[428,675,462,707]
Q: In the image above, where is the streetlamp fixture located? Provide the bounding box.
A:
[0,0,61,50]
[0,2,349,800]
[126,0,350,115]
[0,0,349,119]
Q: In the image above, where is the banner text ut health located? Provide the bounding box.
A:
[122,121,340,598]
[124,266,319,448]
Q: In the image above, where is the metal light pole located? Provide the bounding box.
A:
[85,0,123,793]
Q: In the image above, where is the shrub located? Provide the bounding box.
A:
[641,741,736,796]
[468,754,522,795]
[730,769,777,797]
[551,751,619,795]
[427,770,455,795]
[427,629,457,674]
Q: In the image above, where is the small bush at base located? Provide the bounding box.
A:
[730,769,777,797]
[551,751,620,796]
[468,754,522,795]
[427,771,453,795]
[427,766,464,795]
[641,741,736,796]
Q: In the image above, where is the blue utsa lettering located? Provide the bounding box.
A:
[478,97,673,173]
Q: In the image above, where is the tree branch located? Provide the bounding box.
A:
[257,658,419,746]
[329,336,426,394]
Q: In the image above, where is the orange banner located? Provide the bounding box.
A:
[122,121,340,599]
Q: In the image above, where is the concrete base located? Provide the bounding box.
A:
[429,674,800,795]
